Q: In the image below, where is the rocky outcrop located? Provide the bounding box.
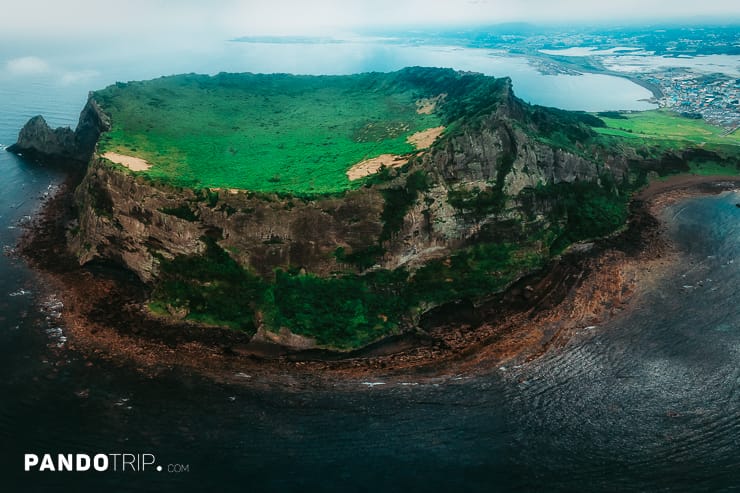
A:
[7,98,110,166]
[379,109,630,271]
[7,116,76,161]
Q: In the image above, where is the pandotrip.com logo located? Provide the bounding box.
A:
[24,453,190,473]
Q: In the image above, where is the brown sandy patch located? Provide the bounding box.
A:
[102,151,152,172]
[407,126,445,149]
[346,126,445,180]
[415,94,446,114]
[346,154,409,180]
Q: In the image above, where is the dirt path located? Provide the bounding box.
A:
[346,154,410,180]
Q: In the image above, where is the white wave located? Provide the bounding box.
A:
[45,326,67,347]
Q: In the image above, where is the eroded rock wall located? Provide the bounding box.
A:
[70,159,387,281]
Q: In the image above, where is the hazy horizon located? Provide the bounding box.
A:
[2,0,739,44]
[0,1,737,114]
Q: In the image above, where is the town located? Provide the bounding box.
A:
[646,71,739,133]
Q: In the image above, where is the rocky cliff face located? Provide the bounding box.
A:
[70,161,386,282]
[7,98,110,166]
[376,95,631,272]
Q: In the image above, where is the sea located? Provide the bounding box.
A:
[1,39,739,492]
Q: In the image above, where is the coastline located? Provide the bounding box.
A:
[20,173,740,387]
[531,51,665,101]
[623,75,664,101]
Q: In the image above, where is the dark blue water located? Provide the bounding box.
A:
[504,193,740,492]
[1,41,739,492]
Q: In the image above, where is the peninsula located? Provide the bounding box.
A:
[9,67,740,360]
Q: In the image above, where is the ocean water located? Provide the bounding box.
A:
[504,193,740,491]
[1,40,739,492]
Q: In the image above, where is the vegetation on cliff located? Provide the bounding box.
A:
[150,235,547,348]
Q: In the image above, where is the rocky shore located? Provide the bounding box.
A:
[22,170,740,386]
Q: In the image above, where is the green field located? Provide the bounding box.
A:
[94,72,444,193]
[592,110,740,177]
[594,109,739,147]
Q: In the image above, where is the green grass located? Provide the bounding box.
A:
[591,110,740,180]
[593,110,740,147]
[94,72,444,193]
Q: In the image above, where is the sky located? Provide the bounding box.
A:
[2,0,739,42]
[0,0,737,91]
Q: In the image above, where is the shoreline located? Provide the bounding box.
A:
[20,173,740,387]
[530,51,665,101]
[618,73,664,100]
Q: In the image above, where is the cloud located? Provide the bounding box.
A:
[3,56,100,88]
[0,0,242,41]
[60,69,101,86]
[5,56,51,75]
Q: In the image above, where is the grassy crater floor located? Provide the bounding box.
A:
[94,71,445,193]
